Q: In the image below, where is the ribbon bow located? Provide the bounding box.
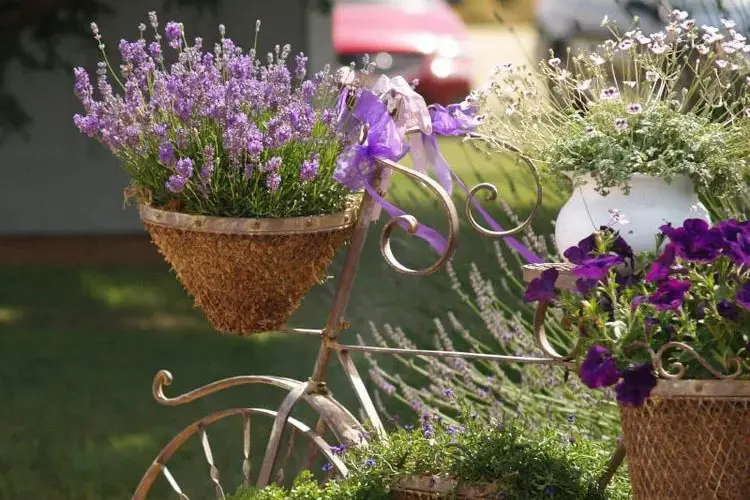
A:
[333,88,448,254]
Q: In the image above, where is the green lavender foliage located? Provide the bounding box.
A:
[227,414,630,500]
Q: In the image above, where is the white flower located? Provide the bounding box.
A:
[601,15,609,26]
[696,44,710,55]
[557,69,570,80]
[722,42,737,54]
[626,103,643,114]
[619,39,634,50]
[576,79,592,91]
[746,76,750,87]
[672,10,689,21]
[623,80,637,88]
[614,117,628,131]
[585,125,596,135]
[599,87,621,101]
[651,43,668,54]
[637,34,652,45]
[548,57,561,67]
[505,106,517,116]
[721,18,736,29]
[733,32,747,42]
[589,53,605,66]
[745,108,750,118]
[716,59,728,69]
[608,208,630,225]
[703,32,725,43]
[681,19,696,30]
[702,25,720,34]
[651,32,667,43]
[496,62,514,73]
[645,71,660,82]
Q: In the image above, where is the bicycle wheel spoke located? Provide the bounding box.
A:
[242,412,252,487]
[299,418,327,474]
[276,427,297,484]
[162,466,190,500]
[199,425,226,500]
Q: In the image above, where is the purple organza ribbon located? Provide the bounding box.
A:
[418,103,542,264]
[334,89,448,254]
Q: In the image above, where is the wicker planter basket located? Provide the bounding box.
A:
[391,476,500,499]
[139,200,359,334]
[619,379,750,500]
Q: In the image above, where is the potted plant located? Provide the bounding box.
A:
[227,413,631,500]
[475,10,750,254]
[72,14,369,333]
[524,217,750,499]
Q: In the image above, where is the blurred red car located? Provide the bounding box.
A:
[333,0,472,105]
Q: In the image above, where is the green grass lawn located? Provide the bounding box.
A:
[0,139,565,500]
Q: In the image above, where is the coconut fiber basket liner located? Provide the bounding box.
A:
[619,379,750,500]
[139,200,359,334]
[390,476,500,499]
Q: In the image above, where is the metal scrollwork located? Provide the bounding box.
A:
[533,301,584,361]
[463,135,544,239]
[653,342,744,380]
[375,157,459,276]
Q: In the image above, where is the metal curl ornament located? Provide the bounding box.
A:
[463,135,544,239]
[532,301,585,361]
[653,342,744,380]
[374,157,459,276]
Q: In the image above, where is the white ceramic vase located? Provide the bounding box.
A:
[554,174,711,255]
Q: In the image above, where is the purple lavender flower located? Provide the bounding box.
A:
[645,243,677,282]
[422,422,435,439]
[648,279,691,311]
[523,268,559,303]
[176,158,193,178]
[300,154,319,181]
[263,156,283,173]
[266,172,281,192]
[660,219,724,263]
[573,255,624,281]
[165,174,188,193]
[159,143,176,166]
[615,364,657,407]
[578,345,621,389]
[165,21,183,49]
[200,145,215,181]
[717,299,740,321]
[737,282,750,310]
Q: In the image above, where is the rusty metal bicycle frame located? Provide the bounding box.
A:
[132,132,626,499]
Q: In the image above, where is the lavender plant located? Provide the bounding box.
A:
[524,218,749,407]
[72,13,352,218]
[476,10,750,197]
[364,200,621,439]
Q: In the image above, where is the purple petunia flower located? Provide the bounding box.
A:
[645,243,677,282]
[615,364,657,407]
[575,278,598,295]
[660,219,724,263]
[738,282,750,310]
[523,268,559,302]
[717,299,740,321]
[579,345,621,389]
[648,279,691,311]
[573,254,624,281]
[718,220,750,267]
[563,234,597,264]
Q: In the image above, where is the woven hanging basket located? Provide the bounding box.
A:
[139,199,359,334]
[391,476,500,499]
[619,379,750,500]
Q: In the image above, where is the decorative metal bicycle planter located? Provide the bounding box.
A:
[130,134,622,500]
